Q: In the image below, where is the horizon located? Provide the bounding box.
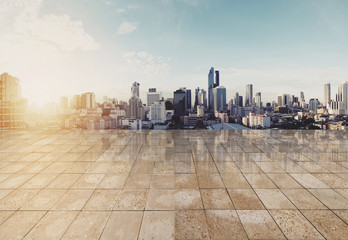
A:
[1,0,348,106]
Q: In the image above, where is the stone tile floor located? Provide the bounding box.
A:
[0,129,347,239]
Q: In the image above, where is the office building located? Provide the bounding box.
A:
[255,92,262,108]
[309,98,320,113]
[129,82,144,119]
[147,88,162,106]
[213,86,227,112]
[71,95,81,109]
[0,73,26,129]
[208,67,214,110]
[81,92,96,109]
[324,83,331,107]
[245,84,253,106]
[173,88,186,116]
[339,81,348,114]
[282,94,291,107]
[149,101,166,123]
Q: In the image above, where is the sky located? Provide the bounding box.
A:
[1,0,348,106]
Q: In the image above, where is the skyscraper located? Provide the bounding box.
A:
[213,86,227,112]
[215,71,220,87]
[324,83,331,106]
[277,96,282,106]
[129,82,144,119]
[245,84,253,107]
[81,92,96,109]
[234,92,240,106]
[300,92,305,103]
[208,67,214,110]
[198,89,207,108]
[339,81,348,114]
[255,92,262,108]
[173,88,186,116]
[0,73,26,129]
[309,98,320,113]
[71,95,81,109]
[147,88,162,106]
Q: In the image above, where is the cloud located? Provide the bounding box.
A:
[0,0,99,52]
[117,21,138,35]
[116,8,126,14]
[122,51,171,76]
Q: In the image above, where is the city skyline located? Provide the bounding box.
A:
[1,0,348,106]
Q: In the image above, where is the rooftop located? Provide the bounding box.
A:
[0,129,347,239]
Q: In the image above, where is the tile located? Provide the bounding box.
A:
[62,211,111,240]
[21,189,66,210]
[124,174,152,188]
[21,173,58,189]
[282,189,327,209]
[146,189,175,210]
[220,173,251,189]
[0,173,34,189]
[301,210,348,240]
[175,210,209,240]
[138,211,175,240]
[174,174,199,189]
[174,189,203,209]
[255,189,296,209]
[52,189,94,210]
[113,189,148,210]
[46,173,81,189]
[150,174,175,188]
[72,174,105,189]
[0,210,14,225]
[101,211,143,240]
[290,173,329,188]
[201,189,234,210]
[244,173,277,189]
[0,211,46,240]
[97,173,128,188]
[84,189,118,210]
[309,188,348,209]
[174,161,196,174]
[267,173,303,188]
[228,189,265,210]
[24,211,78,240]
[0,189,39,210]
[205,210,248,240]
[313,173,348,188]
[237,210,286,240]
[333,210,348,224]
[197,174,224,188]
[269,210,324,240]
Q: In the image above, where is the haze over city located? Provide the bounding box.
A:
[1,0,348,106]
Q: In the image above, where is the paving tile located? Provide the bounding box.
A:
[0,210,14,224]
[197,174,225,188]
[205,210,248,239]
[333,210,348,224]
[255,189,296,209]
[113,189,148,210]
[21,189,66,210]
[269,210,324,239]
[309,188,348,209]
[21,173,58,189]
[72,174,105,189]
[228,189,265,210]
[244,173,277,189]
[0,188,39,210]
[124,174,152,188]
[174,174,199,189]
[139,211,175,240]
[97,173,128,189]
[290,173,330,188]
[24,211,78,240]
[174,189,203,209]
[201,189,234,210]
[150,174,175,188]
[146,189,175,210]
[61,211,111,240]
[0,211,46,240]
[301,210,348,240]
[52,189,94,210]
[237,210,286,239]
[281,188,327,209]
[220,173,251,189]
[101,211,143,240]
[84,189,118,210]
[46,173,81,189]
[267,173,303,188]
[175,210,209,239]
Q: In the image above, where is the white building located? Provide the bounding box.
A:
[197,105,205,117]
[147,88,162,106]
[149,101,166,123]
[249,113,271,128]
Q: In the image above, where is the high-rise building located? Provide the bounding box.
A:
[215,71,220,87]
[129,82,144,119]
[60,97,69,110]
[147,88,162,106]
[277,96,282,106]
[339,81,348,114]
[309,98,320,113]
[282,94,291,107]
[208,67,215,110]
[149,101,166,123]
[234,92,240,107]
[173,88,186,116]
[186,89,191,111]
[81,92,96,109]
[71,95,81,109]
[238,96,243,107]
[245,84,253,107]
[324,83,331,107]
[0,73,26,129]
[300,92,305,103]
[197,89,207,108]
[255,92,262,108]
[213,86,227,112]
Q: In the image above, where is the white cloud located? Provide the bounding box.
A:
[117,21,138,35]
[122,51,171,76]
[0,0,99,52]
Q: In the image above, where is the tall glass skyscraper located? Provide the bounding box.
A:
[245,84,253,107]
[208,67,214,110]
[213,86,227,112]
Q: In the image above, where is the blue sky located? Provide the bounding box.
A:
[1,0,348,105]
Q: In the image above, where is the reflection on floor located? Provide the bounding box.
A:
[0,130,347,239]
